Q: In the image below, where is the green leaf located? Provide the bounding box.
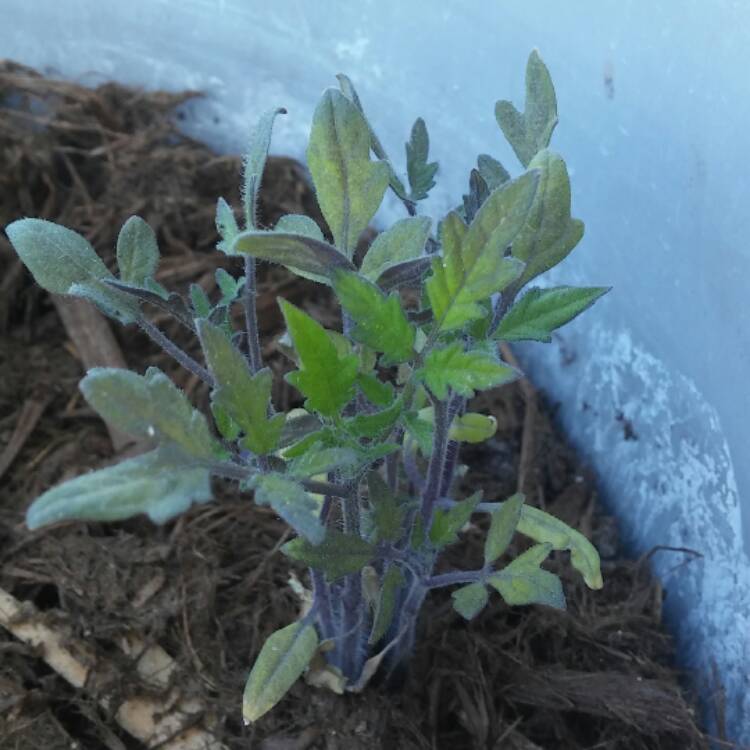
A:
[357,372,394,407]
[477,154,510,190]
[518,505,603,589]
[452,582,489,621]
[359,216,431,283]
[252,474,324,544]
[275,214,325,241]
[232,230,355,281]
[190,283,212,318]
[510,150,583,287]
[116,216,159,287]
[214,268,242,305]
[485,493,524,564]
[430,491,482,548]
[426,172,538,331]
[280,300,358,417]
[197,319,284,455]
[26,445,211,529]
[406,117,438,200]
[369,565,406,644]
[333,271,415,363]
[403,411,434,455]
[368,472,406,543]
[495,50,558,167]
[6,219,140,323]
[242,107,286,228]
[306,89,389,255]
[215,197,240,254]
[419,343,519,400]
[283,530,375,581]
[462,169,490,223]
[487,543,565,609]
[243,621,318,723]
[211,401,241,441]
[496,286,610,343]
[80,367,221,459]
[345,397,403,439]
[288,447,358,478]
[449,412,497,443]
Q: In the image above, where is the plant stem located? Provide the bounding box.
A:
[487,288,516,338]
[243,256,263,374]
[137,318,213,386]
[424,568,486,589]
[211,462,352,498]
[420,396,450,528]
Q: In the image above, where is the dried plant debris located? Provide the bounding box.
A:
[0,61,710,749]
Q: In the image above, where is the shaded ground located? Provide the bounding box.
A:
[0,62,713,749]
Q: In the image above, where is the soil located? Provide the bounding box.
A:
[0,61,715,749]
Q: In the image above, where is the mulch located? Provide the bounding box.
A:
[0,60,715,749]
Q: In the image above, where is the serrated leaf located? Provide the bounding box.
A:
[232,231,355,282]
[368,472,406,543]
[280,300,358,417]
[278,410,323,449]
[283,530,375,581]
[190,283,212,318]
[485,493,524,564]
[487,542,565,609]
[215,196,239,254]
[345,397,403,439]
[462,169,490,223]
[282,427,333,459]
[253,474,324,544]
[211,400,241,440]
[359,216,431,282]
[357,372,394,407]
[477,154,510,190]
[215,268,242,305]
[429,491,482,548]
[26,445,211,529]
[496,286,610,343]
[243,107,286,228]
[369,565,406,644]
[288,447,358,478]
[406,117,438,200]
[333,271,415,363]
[6,219,140,323]
[116,216,159,286]
[452,582,489,621]
[510,150,583,287]
[426,172,538,331]
[243,621,318,723]
[197,319,284,455]
[518,504,603,589]
[80,367,221,459]
[403,411,433,455]
[307,89,389,255]
[495,50,558,167]
[419,343,519,400]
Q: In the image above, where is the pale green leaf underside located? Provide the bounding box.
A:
[359,216,431,282]
[484,492,524,564]
[452,582,489,621]
[488,543,565,609]
[243,621,318,723]
[116,216,159,287]
[252,474,324,544]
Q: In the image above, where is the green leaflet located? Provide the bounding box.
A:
[487,543,565,610]
[280,300,358,417]
[190,283,212,318]
[426,172,538,332]
[116,216,159,287]
[484,493,524,565]
[405,117,438,200]
[243,107,286,228]
[287,447,359,478]
[429,491,482,549]
[509,150,583,288]
[214,268,243,306]
[345,397,403,439]
[215,197,240,254]
[495,50,558,168]
[368,471,406,543]
[26,445,212,529]
[518,504,603,589]
[369,565,406,644]
[232,231,355,281]
[6,219,140,324]
[283,530,376,581]
[333,270,415,363]
[272,214,330,285]
[243,621,318,723]
[452,582,489,621]
[251,474,324,544]
[307,88,390,256]
[419,343,519,400]
[477,154,510,190]
[496,286,611,342]
[80,367,221,459]
[357,372,394,407]
[359,216,431,283]
[414,408,497,445]
[197,319,284,455]
[403,411,434,455]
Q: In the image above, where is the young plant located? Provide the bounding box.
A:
[5,51,607,722]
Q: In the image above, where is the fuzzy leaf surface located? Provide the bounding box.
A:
[369,565,406,644]
[26,445,211,529]
[495,50,558,167]
[477,154,510,190]
[283,530,375,581]
[116,216,159,287]
[345,397,403,439]
[359,216,431,282]
[496,286,610,342]
[280,300,358,416]
[406,117,438,200]
[452,582,489,621]
[430,491,482,548]
[215,197,239,254]
[485,493,524,564]
[488,543,565,609]
[307,88,389,255]
[252,474,324,544]
[287,447,358,478]
[368,472,406,543]
[420,343,519,400]
[243,621,318,723]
